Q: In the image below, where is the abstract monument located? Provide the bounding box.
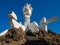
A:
[0,3,58,36]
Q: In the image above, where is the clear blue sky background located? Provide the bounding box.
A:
[0,0,60,34]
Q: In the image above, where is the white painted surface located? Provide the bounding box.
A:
[40,16,58,32]
[23,3,33,29]
[24,17,30,29]
[0,29,8,36]
[11,19,20,28]
[40,17,46,24]
[40,17,48,32]
[9,11,17,20]
[28,21,39,32]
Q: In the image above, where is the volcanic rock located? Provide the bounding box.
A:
[0,28,60,45]
[0,28,26,45]
[25,29,60,45]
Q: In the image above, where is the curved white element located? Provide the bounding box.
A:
[0,29,8,36]
[9,11,17,20]
[28,21,39,32]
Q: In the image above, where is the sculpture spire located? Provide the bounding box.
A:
[23,3,33,28]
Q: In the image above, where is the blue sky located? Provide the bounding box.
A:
[0,0,60,34]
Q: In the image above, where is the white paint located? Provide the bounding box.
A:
[23,3,33,17]
[0,29,8,36]
[28,21,39,32]
[9,11,17,20]
[24,17,30,29]
[10,19,20,28]
[40,17,48,32]
[23,3,33,29]
[40,17,46,24]
[39,16,58,32]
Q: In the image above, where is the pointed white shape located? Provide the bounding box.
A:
[19,22,26,31]
[40,17,48,32]
[10,19,20,28]
[28,21,39,32]
[43,17,46,23]
[40,17,46,24]
[9,11,17,20]
[0,29,8,36]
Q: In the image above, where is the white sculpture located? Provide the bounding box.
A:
[8,11,17,20]
[8,11,19,28]
[0,3,59,37]
[39,16,58,32]
[39,17,47,32]
[23,3,33,29]
[8,11,26,31]
[28,21,39,32]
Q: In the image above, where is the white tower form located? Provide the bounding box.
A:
[40,17,47,32]
[23,3,33,28]
[39,16,58,32]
